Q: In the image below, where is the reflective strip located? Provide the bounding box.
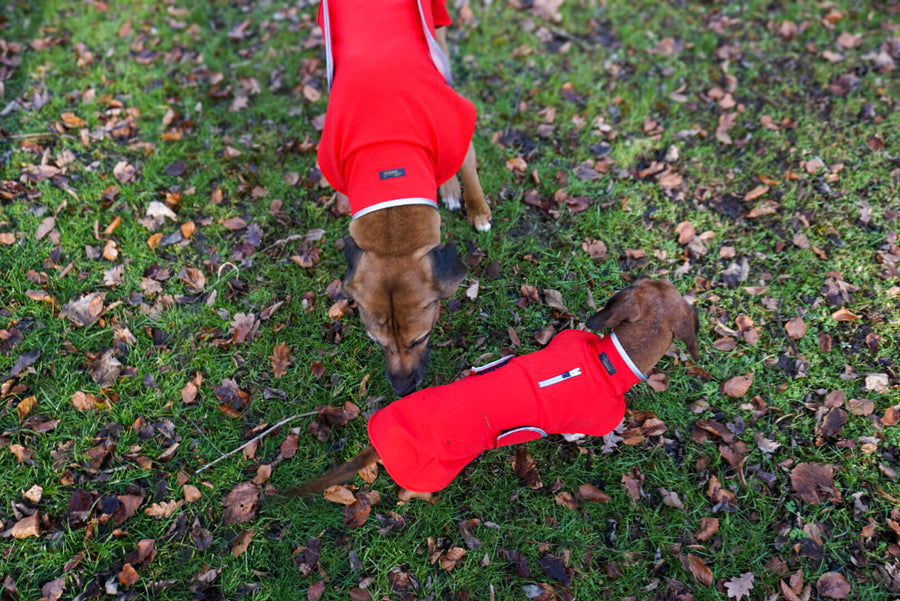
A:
[610,332,647,381]
[496,426,547,444]
[352,197,438,220]
[414,0,453,84]
[538,367,582,388]
[322,0,334,88]
[470,354,515,374]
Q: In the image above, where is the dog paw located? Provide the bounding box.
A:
[561,433,586,443]
[438,179,462,211]
[470,213,492,232]
[442,195,461,211]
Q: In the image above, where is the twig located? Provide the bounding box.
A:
[194,411,318,474]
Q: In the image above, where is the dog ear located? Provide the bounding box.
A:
[429,242,466,298]
[585,286,634,331]
[675,305,701,360]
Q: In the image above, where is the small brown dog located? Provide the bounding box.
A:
[284,278,700,496]
[317,0,492,395]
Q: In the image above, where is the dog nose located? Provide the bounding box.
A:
[389,371,420,397]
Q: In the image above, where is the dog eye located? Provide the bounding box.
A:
[408,334,430,349]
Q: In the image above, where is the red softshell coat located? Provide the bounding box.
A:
[316,0,476,218]
[367,330,646,492]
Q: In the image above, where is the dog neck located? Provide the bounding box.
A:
[348,204,441,256]
[611,319,675,375]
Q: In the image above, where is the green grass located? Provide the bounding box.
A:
[2,0,899,599]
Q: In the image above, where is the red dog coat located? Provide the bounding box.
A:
[317,0,476,218]
[367,330,646,492]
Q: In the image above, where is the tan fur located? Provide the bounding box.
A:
[338,25,491,396]
[284,278,700,497]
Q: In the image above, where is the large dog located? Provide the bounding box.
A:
[284,278,701,495]
[317,0,492,395]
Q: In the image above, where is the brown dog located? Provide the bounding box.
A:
[318,1,492,395]
[284,278,700,496]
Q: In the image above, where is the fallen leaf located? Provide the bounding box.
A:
[323,485,357,506]
[790,462,838,505]
[622,467,644,502]
[743,185,769,201]
[11,513,40,538]
[118,563,139,586]
[554,491,578,509]
[681,553,714,586]
[60,292,105,326]
[280,434,299,458]
[222,482,259,524]
[113,160,137,183]
[271,342,292,378]
[439,547,466,571]
[144,500,183,519]
[724,572,755,600]
[695,517,719,541]
[513,447,543,489]
[831,306,860,321]
[41,577,65,601]
[24,484,43,503]
[721,373,753,397]
[816,572,851,599]
[184,485,201,503]
[231,529,254,557]
[784,317,806,340]
[16,396,36,421]
[72,390,97,411]
[577,483,611,503]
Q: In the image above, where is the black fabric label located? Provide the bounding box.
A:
[599,352,616,375]
[379,168,406,180]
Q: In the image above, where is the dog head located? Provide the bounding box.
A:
[586,277,700,373]
[342,237,466,396]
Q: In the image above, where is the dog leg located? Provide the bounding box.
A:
[460,141,491,232]
[438,176,462,211]
[434,26,491,231]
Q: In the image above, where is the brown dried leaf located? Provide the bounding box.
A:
[681,553,713,586]
[145,500,183,519]
[514,447,543,489]
[581,238,608,260]
[554,491,578,510]
[11,512,40,538]
[323,485,357,506]
[113,160,137,183]
[60,292,105,326]
[724,572,755,600]
[743,185,769,201]
[675,221,695,245]
[280,434,299,458]
[790,462,838,505]
[816,572,851,599]
[831,306,860,321]
[622,467,644,502]
[440,547,466,571]
[183,485,201,503]
[721,373,753,397]
[577,483,611,503]
[271,343,291,378]
[222,482,259,524]
[695,517,719,541]
[784,317,807,340]
[118,563,139,586]
[231,529,254,557]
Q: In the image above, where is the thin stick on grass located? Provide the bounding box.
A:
[194,411,318,474]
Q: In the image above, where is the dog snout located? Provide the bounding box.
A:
[386,346,430,396]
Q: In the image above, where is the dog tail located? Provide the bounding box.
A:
[279,445,380,498]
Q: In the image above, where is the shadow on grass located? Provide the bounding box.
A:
[1,0,49,159]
